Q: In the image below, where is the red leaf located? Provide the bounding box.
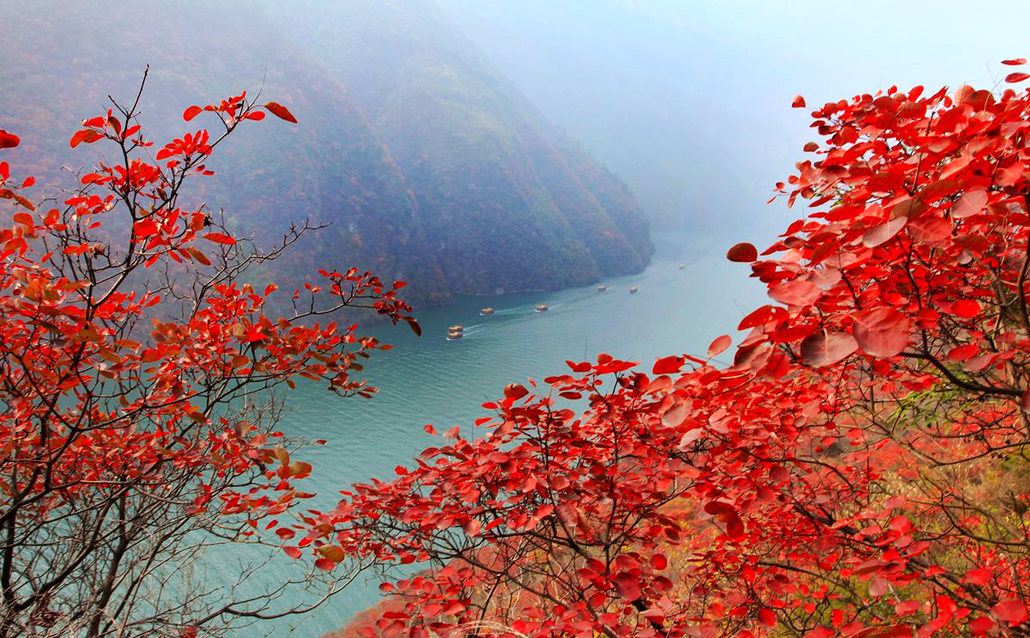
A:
[852,307,910,358]
[652,355,683,375]
[758,608,777,627]
[650,554,668,571]
[264,101,298,123]
[792,94,807,108]
[1002,58,1027,65]
[1006,72,1030,83]
[707,334,732,358]
[133,219,159,238]
[201,232,236,245]
[968,617,994,635]
[612,572,641,601]
[862,216,907,247]
[895,600,921,616]
[962,568,993,586]
[704,500,746,540]
[952,299,980,319]
[245,111,266,121]
[282,546,302,559]
[503,383,529,400]
[69,129,103,148]
[0,130,19,149]
[992,600,1028,626]
[244,326,267,342]
[567,360,592,373]
[726,242,758,262]
[952,189,988,219]
[661,403,688,428]
[183,105,203,122]
[314,557,335,571]
[769,279,821,307]
[738,304,788,330]
[800,331,858,367]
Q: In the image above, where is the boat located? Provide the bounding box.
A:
[447,324,464,340]
[629,286,638,294]
[480,307,495,315]
[535,304,549,312]
[597,284,607,292]
[678,263,686,270]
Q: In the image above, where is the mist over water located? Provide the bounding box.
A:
[435,0,1030,240]
[7,0,1030,635]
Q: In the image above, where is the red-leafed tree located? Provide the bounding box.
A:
[0,72,417,637]
[311,63,1030,637]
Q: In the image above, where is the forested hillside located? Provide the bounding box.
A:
[1,0,651,304]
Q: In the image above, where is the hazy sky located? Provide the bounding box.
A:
[436,0,1030,244]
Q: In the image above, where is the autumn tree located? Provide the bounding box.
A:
[311,63,1030,637]
[0,73,417,637]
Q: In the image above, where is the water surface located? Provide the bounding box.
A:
[227,231,768,635]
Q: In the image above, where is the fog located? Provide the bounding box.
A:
[6,2,1030,635]
[437,0,1030,245]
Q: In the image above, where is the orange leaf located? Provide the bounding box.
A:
[726,242,758,262]
[264,101,298,123]
[187,246,211,266]
[201,232,236,245]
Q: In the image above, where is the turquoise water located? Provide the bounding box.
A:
[222,231,768,636]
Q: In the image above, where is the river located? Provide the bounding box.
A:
[217,230,768,636]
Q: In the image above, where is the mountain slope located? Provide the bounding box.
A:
[2,0,651,302]
[0,0,444,303]
[260,0,653,294]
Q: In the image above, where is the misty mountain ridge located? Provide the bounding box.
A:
[2,0,651,305]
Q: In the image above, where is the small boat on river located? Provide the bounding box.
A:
[480,307,495,315]
[535,304,549,312]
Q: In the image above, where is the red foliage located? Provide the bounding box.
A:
[0,78,416,634]
[320,65,1030,636]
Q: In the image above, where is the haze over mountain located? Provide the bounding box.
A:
[0,0,651,306]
